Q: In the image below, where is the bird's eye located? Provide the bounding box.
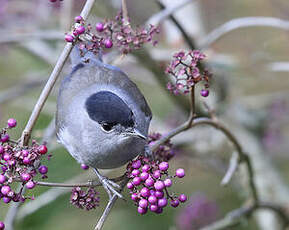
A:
[101,123,113,132]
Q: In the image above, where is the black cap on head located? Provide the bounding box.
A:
[85,91,135,128]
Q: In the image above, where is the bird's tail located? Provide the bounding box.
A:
[70,44,103,66]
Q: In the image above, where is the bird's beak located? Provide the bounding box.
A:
[132,129,147,140]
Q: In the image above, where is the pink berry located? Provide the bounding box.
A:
[74,15,83,23]
[21,150,29,157]
[3,154,11,161]
[176,168,185,178]
[127,182,134,190]
[0,146,4,154]
[140,187,150,198]
[153,170,161,179]
[145,177,154,187]
[23,157,31,165]
[132,160,141,169]
[140,172,149,181]
[142,164,150,172]
[164,178,172,187]
[95,22,104,32]
[154,180,165,191]
[132,177,141,186]
[0,221,5,230]
[38,145,48,155]
[104,38,113,48]
[38,165,48,174]
[0,175,6,184]
[131,169,140,177]
[65,34,74,42]
[81,164,89,170]
[178,194,187,203]
[131,193,138,201]
[200,89,209,97]
[150,204,158,212]
[1,185,10,196]
[139,199,148,208]
[148,195,157,204]
[26,181,36,189]
[0,134,9,143]
[21,173,31,182]
[159,162,169,171]
[75,26,85,35]
[155,191,164,198]
[171,199,179,207]
[158,198,168,208]
[137,206,147,215]
[7,118,17,128]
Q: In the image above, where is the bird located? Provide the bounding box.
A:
[55,46,152,199]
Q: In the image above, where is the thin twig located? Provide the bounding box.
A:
[121,0,129,26]
[94,178,129,230]
[221,151,239,186]
[20,0,96,146]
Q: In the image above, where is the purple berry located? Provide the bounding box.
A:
[155,207,163,214]
[2,197,11,204]
[131,169,140,177]
[26,181,36,189]
[21,150,29,157]
[137,206,147,215]
[132,177,141,186]
[1,185,10,196]
[81,164,89,170]
[142,164,150,172]
[21,173,31,182]
[0,134,9,143]
[140,187,150,197]
[65,34,74,42]
[7,118,17,128]
[0,175,6,184]
[131,193,138,201]
[158,198,168,208]
[0,221,4,230]
[200,89,209,97]
[74,15,83,23]
[178,194,187,203]
[38,165,48,174]
[38,145,48,155]
[153,170,161,179]
[155,191,164,199]
[148,195,157,204]
[132,160,141,169]
[140,172,149,181]
[170,199,179,207]
[145,177,154,187]
[150,204,158,212]
[154,180,165,191]
[95,22,104,32]
[3,154,11,161]
[176,168,185,178]
[104,38,113,48]
[159,162,169,171]
[75,26,85,35]
[164,178,172,187]
[127,182,134,190]
[0,146,3,154]
[138,199,148,208]
[23,157,31,165]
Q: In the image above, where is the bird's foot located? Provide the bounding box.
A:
[144,145,155,160]
[93,169,123,200]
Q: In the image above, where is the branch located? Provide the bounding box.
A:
[121,0,129,26]
[20,0,96,146]
[199,17,289,49]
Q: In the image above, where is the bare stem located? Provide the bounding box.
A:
[121,0,129,26]
[20,0,96,146]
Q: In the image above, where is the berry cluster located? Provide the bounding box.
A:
[126,155,187,215]
[65,11,159,55]
[166,50,212,97]
[0,118,49,205]
[70,187,100,211]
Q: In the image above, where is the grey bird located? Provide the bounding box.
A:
[56,47,152,198]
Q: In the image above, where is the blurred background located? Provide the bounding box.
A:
[0,0,289,229]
